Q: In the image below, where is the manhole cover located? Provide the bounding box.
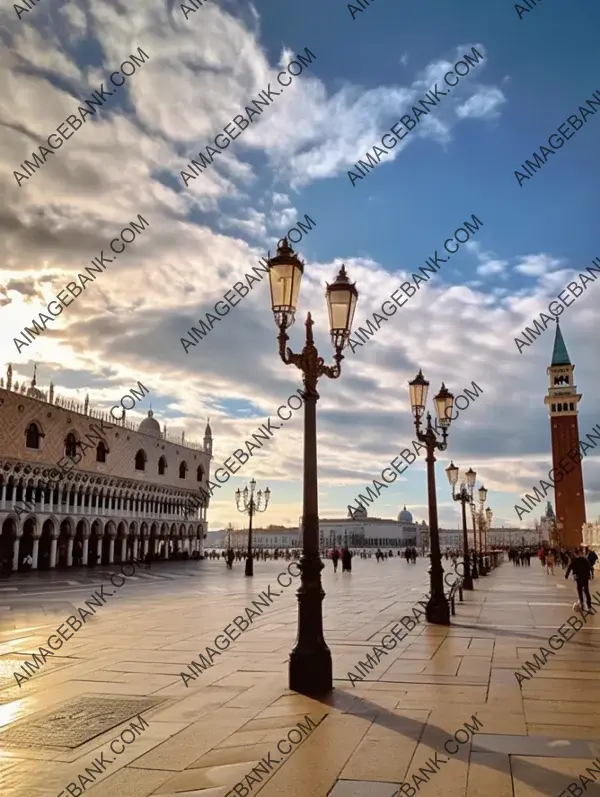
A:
[0,695,162,749]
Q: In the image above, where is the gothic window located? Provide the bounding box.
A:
[570,403,574,411]
[25,422,41,449]
[65,432,77,458]
[179,461,188,479]
[135,450,147,471]
[158,456,167,475]
[551,404,556,412]
[96,441,108,463]
[197,465,204,482]
[563,403,568,412]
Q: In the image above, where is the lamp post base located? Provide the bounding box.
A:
[426,594,450,625]
[245,556,253,577]
[289,645,333,696]
[462,562,474,591]
[289,554,333,696]
[471,555,479,579]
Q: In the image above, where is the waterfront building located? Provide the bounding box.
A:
[0,365,211,572]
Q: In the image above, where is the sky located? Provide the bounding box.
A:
[1,0,600,532]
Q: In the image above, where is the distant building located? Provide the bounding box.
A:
[206,526,300,549]
[315,505,420,549]
[437,526,540,551]
[0,365,211,572]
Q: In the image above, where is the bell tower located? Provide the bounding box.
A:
[543,321,586,547]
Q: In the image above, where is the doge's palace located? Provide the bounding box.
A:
[0,364,212,573]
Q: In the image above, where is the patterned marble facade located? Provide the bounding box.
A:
[0,365,212,572]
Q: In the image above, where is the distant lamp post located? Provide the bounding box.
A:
[470,484,488,575]
[408,370,455,625]
[235,479,270,577]
[485,506,493,568]
[267,237,358,695]
[445,462,475,590]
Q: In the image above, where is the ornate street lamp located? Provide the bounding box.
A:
[485,506,493,570]
[470,484,488,575]
[409,370,455,625]
[267,237,358,695]
[235,479,270,577]
[445,462,475,590]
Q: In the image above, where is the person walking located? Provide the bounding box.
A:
[226,548,234,570]
[341,547,353,572]
[331,548,340,573]
[545,549,555,575]
[565,548,593,611]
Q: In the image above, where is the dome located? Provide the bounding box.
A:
[398,505,413,523]
[138,410,161,438]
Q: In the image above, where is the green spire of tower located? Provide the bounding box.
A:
[551,320,571,366]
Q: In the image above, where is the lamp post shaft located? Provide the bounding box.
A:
[478,508,487,575]
[245,499,254,577]
[461,495,473,590]
[471,508,479,578]
[289,376,332,694]
[425,438,450,625]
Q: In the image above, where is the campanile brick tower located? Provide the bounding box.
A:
[543,321,586,548]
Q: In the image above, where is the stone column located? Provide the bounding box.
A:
[120,537,127,561]
[82,536,89,566]
[67,537,74,567]
[108,536,115,564]
[32,537,40,569]
[12,534,21,572]
[50,537,58,568]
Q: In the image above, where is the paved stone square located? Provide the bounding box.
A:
[1,556,599,796]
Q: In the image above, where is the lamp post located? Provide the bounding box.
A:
[470,501,479,579]
[470,484,488,575]
[408,370,455,625]
[445,462,475,590]
[485,506,493,570]
[266,237,358,696]
[235,479,270,577]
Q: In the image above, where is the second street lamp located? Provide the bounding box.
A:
[267,237,358,695]
[408,370,455,625]
[470,484,488,576]
[235,479,270,577]
[445,461,475,590]
[485,506,493,571]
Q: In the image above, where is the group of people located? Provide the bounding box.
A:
[209,548,300,566]
[508,547,533,566]
[329,547,353,572]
